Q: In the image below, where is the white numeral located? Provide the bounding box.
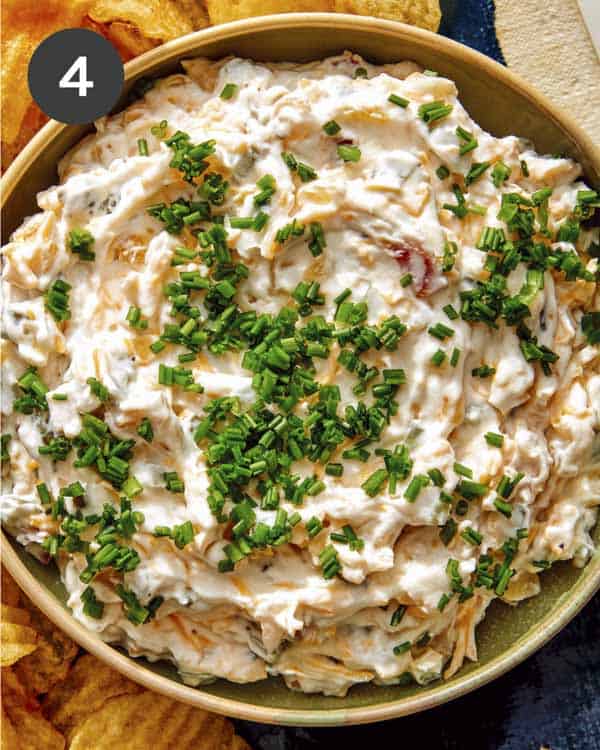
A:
[59,56,94,97]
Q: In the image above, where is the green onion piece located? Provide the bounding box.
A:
[323,120,341,135]
[418,101,453,125]
[87,377,109,402]
[431,349,446,367]
[68,228,95,261]
[491,161,510,187]
[454,462,473,478]
[443,304,459,320]
[404,474,429,502]
[362,468,388,497]
[436,165,450,180]
[455,126,478,155]
[428,322,454,340]
[461,527,483,546]
[427,468,446,487]
[220,83,238,100]
[337,145,361,162]
[122,476,143,498]
[450,348,461,367]
[484,432,504,448]
[325,463,344,477]
[81,586,104,619]
[388,93,409,108]
[494,497,513,517]
[393,641,411,656]
[465,161,491,186]
[137,139,149,156]
[400,273,413,287]
[390,604,407,626]
[471,364,496,378]
[440,517,457,546]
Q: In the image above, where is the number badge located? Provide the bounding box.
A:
[28,29,124,125]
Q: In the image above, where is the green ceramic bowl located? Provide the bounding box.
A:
[2,13,599,726]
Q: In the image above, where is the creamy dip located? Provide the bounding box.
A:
[1,53,599,696]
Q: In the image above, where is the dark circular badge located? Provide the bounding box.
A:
[28,28,124,125]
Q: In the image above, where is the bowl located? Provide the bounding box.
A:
[2,12,599,726]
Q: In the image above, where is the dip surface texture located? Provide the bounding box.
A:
[2,53,599,696]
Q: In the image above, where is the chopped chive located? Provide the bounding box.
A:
[362,468,388,497]
[450,348,461,367]
[443,304,459,320]
[220,83,238,100]
[436,165,450,180]
[51,393,68,401]
[418,101,453,125]
[325,462,344,477]
[428,322,454,340]
[388,93,409,108]
[400,273,413,287]
[390,604,407,626]
[494,497,513,517]
[454,462,473,478]
[137,139,149,156]
[440,517,457,546]
[337,145,361,162]
[461,527,483,546]
[393,641,411,656]
[323,120,341,135]
[427,468,446,487]
[404,474,429,502]
[484,432,504,448]
[431,349,446,367]
[472,364,496,378]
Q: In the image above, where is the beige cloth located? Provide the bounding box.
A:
[495,0,600,145]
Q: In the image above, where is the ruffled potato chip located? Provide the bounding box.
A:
[0,0,93,145]
[0,622,38,667]
[68,691,251,750]
[1,567,22,607]
[13,599,79,694]
[206,0,440,31]
[1,603,31,626]
[42,654,143,741]
[334,0,441,31]
[1,706,21,750]
[1,668,66,750]
[88,0,207,42]
[206,0,334,26]
[0,0,208,169]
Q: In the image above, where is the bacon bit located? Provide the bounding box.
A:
[386,240,436,296]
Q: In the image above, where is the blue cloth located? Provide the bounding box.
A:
[439,0,506,63]
[235,5,600,747]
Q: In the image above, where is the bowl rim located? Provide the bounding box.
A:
[2,12,599,727]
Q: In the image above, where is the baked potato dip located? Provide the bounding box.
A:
[2,53,599,696]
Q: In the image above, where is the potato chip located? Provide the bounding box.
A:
[0,0,93,145]
[1,705,21,750]
[333,0,441,31]
[0,622,38,667]
[1,567,22,608]
[2,668,66,750]
[1,603,32,626]
[88,0,206,42]
[206,0,334,26]
[68,691,251,750]
[43,654,142,740]
[13,599,79,694]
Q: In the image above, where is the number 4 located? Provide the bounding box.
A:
[59,56,94,97]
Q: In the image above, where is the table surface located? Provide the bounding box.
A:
[236,3,600,748]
